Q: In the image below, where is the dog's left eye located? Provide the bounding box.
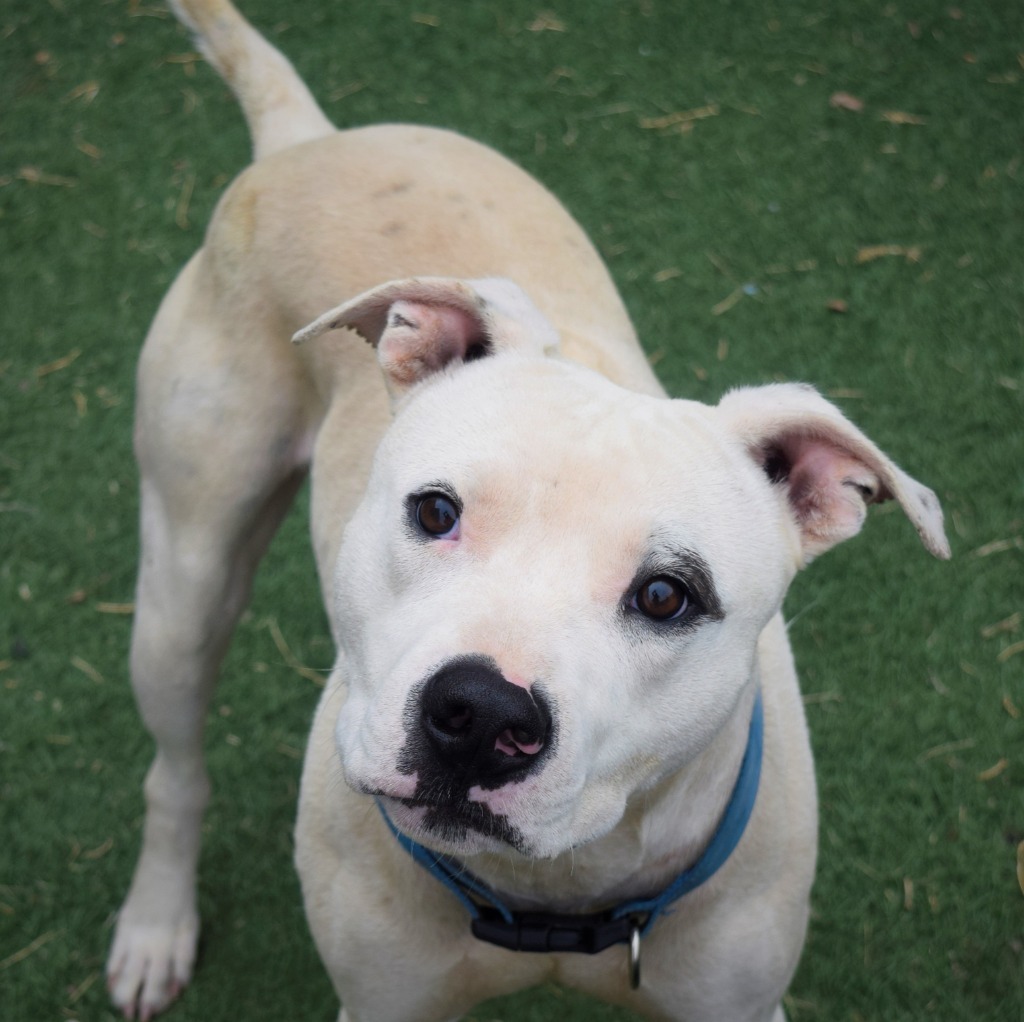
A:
[631,575,693,622]
[414,492,461,539]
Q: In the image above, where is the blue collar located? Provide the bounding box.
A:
[378,689,763,982]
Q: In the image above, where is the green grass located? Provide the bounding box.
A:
[1,1,1021,1019]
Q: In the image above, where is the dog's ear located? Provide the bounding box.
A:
[717,383,950,563]
[293,277,559,396]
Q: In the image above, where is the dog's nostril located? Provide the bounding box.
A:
[438,705,472,733]
[495,727,544,758]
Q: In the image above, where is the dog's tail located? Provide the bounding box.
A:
[170,0,334,161]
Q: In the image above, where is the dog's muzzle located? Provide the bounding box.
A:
[382,689,766,991]
[419,656,551,788]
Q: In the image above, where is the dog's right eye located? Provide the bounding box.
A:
[631,575,694,623]
[414,492,461,539]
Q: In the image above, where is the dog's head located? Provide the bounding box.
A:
[297,278,949,859]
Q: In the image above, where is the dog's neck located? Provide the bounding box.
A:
[458,682,760,915]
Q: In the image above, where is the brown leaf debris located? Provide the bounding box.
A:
[881,110,927,125]
[640,103,719,131]
[830,92,864,112]
[855,245,922,264]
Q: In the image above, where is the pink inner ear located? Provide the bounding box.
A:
[784,436,881,554]
[377,300,485,388]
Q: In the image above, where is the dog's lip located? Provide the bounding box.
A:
[388,792,468,817]
[376,793,466,838]
[375,792,524,850]
[367,790,456,819]
[358,783,464,815]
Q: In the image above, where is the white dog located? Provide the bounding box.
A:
[106,2,950,1020]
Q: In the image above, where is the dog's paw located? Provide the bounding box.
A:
[106,905,199,1020]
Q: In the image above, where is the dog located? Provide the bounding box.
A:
[105,2,951,1019]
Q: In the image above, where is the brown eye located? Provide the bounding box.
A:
[415,493,460,538]
[634,576,689,621]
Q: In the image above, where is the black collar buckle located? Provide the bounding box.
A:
[470,905,647,955]
[471,907,648,988]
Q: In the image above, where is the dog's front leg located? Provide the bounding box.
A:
[107,257,313,1018]
[106,535,217,1016]
[107,459,307,1018]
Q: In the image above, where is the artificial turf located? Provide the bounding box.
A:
[1,1,1022,1019]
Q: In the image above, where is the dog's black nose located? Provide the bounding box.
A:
[420,657,550,786]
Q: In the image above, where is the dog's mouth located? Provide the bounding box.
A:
[376,792,527,853]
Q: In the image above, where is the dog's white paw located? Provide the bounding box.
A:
[106,904,199,1020]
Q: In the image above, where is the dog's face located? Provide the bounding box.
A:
[331,356,796,857]
[301,277,948,859]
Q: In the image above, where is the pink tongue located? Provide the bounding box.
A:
[494,729,543,757]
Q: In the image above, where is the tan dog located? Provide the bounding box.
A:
[106,2,951,1019]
